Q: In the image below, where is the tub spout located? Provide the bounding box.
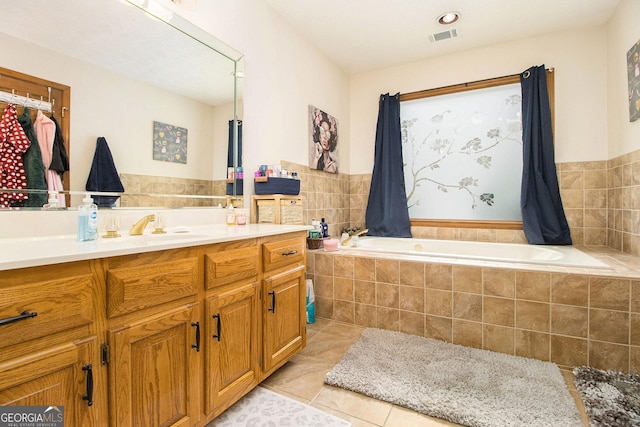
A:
[129,214,156,235]
[342,229,368,246]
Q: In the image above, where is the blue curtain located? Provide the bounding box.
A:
[520,65,571,245]
[226,120,243,195]
[365,93,412,237]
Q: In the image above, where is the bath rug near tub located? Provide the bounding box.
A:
[207,386,351,427]
[325,328,581,427]
[573,366,640,426]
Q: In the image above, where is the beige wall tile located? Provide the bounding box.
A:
[333,300,354,323]
[550,335,588,367]
[375,259,400,284]
[452,266,481,293]
[632,281,640,313]
[354,257,375,281]
[376,307,399,331]
[516,301,550,332]
[551,274,589,306]
[483,269,515,298]
[453,292,482,322]
[589,309,629,344]
[314,274,334,298]
[631,313,640,346]
[399,311,425,336]
[551,304,588,338]
[483,296,514,327]
[399,261,425,287]
[589,341,629,372]
[630,347,640,374]
[315,253,333,276]
[483,324,515,354]
[590,277,630,311]
[426,315,452,342]
[516,329,550,360]
[354,303,376,327]
[334,277,354,301]
[426,264,453,290]
[334,256,354,278]
[516,271,551,302]
[376,282,399,308]
[315,296,333,319]
[354,280,375,305]
[399,286,425,313]
[453,319,482,349]
[426,289,452,317]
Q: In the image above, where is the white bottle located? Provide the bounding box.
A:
[77,194,98,241]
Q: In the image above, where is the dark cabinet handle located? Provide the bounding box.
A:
[191,322,200,352]
[281,250,298,256]
[268,291,276,313]
[82,364,93,407]
[212,314,221,342]
[0,311,37,327]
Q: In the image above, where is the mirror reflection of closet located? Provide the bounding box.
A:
[0,67,70,207]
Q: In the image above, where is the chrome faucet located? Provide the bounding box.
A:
[342,228,369,246]
[129,214,156,235]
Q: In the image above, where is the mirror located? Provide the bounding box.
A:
[0,0,243,209]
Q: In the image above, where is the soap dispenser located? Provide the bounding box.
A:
[77,193,98,241]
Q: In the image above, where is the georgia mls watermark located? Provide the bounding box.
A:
[0,406,64,427]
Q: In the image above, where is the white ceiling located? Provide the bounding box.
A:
[264,0,621,74]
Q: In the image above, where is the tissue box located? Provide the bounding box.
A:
[254,177,300,195]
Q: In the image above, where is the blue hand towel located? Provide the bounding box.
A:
[85,137,124,207]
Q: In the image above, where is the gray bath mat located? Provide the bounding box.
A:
[573,366,640,426]
[325,328,581,427]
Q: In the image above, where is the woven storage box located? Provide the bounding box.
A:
[306,238,324,250]
[254,177,300,195]
[251,195,303,224]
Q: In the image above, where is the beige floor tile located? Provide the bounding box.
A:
[261,358,335,401]
[385,406,460,427]
[314,385,392,425]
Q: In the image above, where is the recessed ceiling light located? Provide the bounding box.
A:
[437,11,460,25]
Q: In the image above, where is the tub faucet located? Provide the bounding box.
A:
[342,229,369,246]
[129,214,156,235]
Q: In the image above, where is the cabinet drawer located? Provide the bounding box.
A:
[0,262,94,351]
[204,242,259,290]
[262,237,304,273]
[106,249,198,318]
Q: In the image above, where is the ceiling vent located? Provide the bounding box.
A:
[428,29,458,43]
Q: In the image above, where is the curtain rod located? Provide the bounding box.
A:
[0,89,52,113]
[400,67,554,101]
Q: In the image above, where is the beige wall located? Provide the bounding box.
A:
[607,0,640,159]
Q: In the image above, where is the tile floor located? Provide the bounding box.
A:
[260,318,591,427]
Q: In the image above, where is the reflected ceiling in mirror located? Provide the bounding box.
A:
[0,0,243,208]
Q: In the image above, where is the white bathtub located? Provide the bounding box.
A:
[339,237,610,269]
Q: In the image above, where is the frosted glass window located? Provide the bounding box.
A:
[401,83,523,221]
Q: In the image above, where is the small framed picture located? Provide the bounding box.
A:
[153,121,188,164]
[309,105,339,174]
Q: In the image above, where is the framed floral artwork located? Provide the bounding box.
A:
[153,121,188,164]
[309,105,339,174]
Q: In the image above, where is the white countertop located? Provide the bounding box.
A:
[0,223,311,271]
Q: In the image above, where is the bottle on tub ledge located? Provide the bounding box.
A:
[320,218,328,238]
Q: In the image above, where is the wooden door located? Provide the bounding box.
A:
[205,281,259,417]
[262,265,306,376]
[108,304,200,427]
[0,337,101,426]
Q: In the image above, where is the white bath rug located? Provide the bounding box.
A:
[207,386,351,427]
[325,328,582,427]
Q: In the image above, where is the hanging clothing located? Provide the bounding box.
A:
[520,65,571,245]
[86,137,124,207]
[18,107,47,207]
[365,93,412,237]
[0,104,31,207]
[49,115,69,176]
[35,110,65,206]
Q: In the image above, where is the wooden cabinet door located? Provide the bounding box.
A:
[0,337,101,426]
[108,304,200,427]
[262,265,306,376]
[205,282,259,417]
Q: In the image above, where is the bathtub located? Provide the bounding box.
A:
[339,237,610,269]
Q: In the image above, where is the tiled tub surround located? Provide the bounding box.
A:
[306,245,640,375]
[118,173,223,208]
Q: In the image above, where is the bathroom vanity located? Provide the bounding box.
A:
[0,224,308,426]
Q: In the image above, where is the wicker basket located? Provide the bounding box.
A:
[306,237,324,250]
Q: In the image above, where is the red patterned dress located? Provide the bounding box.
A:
[0,104,31,207]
